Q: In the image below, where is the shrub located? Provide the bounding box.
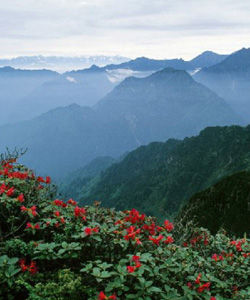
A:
[0,158,249,299]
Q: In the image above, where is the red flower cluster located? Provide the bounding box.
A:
[74,206,86,220]
[164,220,174,232]
[149,234,164,245]
[124,225,141,244]
[21,205,38,217]
[19,259,38,274]
[98,291,116,300]
[53,199,67,207]
[211,253,224,262]
[0,184,15,197]
[230,239,246,252]
[127,255,142,273]
[124,208,145,224]
[37,176,51,184]
[17,193,25,203]
[67,198,77,206]
[187,273,211,293]
[84,227,99,235]
[26,222,40,230]
[188,231,209,247]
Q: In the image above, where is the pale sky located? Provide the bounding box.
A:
[0,0,250,59]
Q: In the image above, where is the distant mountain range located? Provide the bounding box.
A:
[176,170,250,236]
[0,67,59,125]
[0,50,230,125]
[93,51,228,72]
[13,66,116,122]
[96,67,240,144]
[0,67,240,178]
[0,55,130,72]
[194,48,250,123]
[70,125,250,219]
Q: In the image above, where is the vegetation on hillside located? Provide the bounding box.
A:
[0,155,249,299]
[67,125,250,219]
[175,171,250,236]
[59,156,115,201]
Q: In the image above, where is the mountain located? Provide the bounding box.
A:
[0,104,136,178]
[0,55,129,72]
[103,57,191,71]
[76,125,250,218]
[190,51,228,69]
[58,156,116,201]
[0,68,240,178]
[98,51,228,72]
[194,48,250,122]
[13,66,116,122]
[175,171,250,236]
[0,51,230,125]
[0,67,59,125]
[95,68,240,144]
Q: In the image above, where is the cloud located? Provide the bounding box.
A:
[0,0,249,58]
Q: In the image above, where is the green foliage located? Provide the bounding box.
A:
[175,171,250,236]
[73,125,250,220]
[0,159,249,300]
[59,156,115,201]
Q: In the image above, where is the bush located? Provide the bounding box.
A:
[0,158,249,299]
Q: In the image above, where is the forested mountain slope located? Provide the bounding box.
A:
[77,125,250,218]
[175,171,250,236]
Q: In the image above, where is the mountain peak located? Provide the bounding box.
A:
[205,47,250,72]
[0,66,16,72]
[148,67,193,83]
[190,51,228,68]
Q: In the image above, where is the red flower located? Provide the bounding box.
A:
[92,227,99,233]
[98,292,106,300]
[17,193,24,203]
[195,273,202,284]
[31,209,38,217]
[19,259,27,272]
[187,282,192,289]
[84,227,92,235]
[34,224,40,230]
[6,187,15,197]
[54,211,60,217]
[164,236,174,244]
[53,199,64,206]
[37,176,45,183]
[21,206,27,212]
[45,176,51,184]
[26,222,32,229]
[19,259,38,274]
[211,297,216,300]
[74,206,86,218]
[197,282,210,293]
[29,261,38,274]
[149,234,164,245]
[98,292,116,300]
[164,220,174,232]
[127,266,135,273]
[132,255,140,263]
[124,226,141,241]
[242,252,250,258]
[67,198,77,206]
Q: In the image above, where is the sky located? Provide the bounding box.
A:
[0,0,250,59]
